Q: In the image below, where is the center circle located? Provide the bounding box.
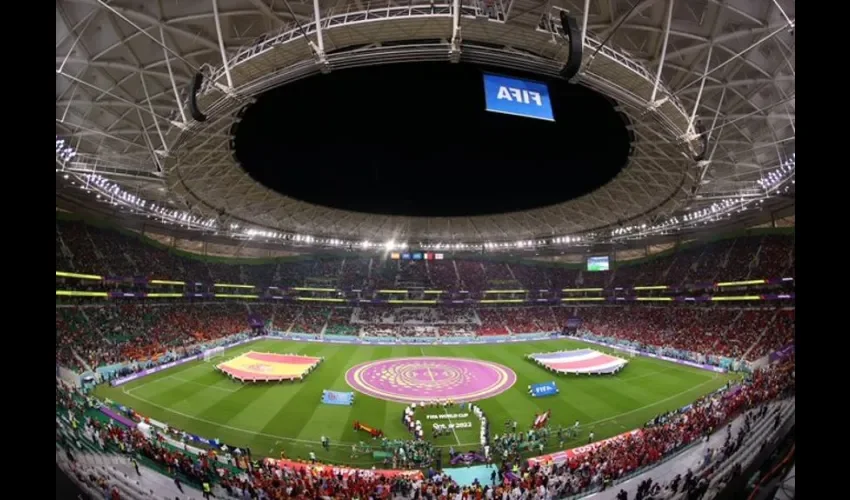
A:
[345,357,517,403]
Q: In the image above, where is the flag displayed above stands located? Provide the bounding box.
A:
[390,252,444,260]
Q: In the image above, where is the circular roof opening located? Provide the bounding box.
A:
[234,62,631,217]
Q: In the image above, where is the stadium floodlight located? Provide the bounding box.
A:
[59,142,795,252]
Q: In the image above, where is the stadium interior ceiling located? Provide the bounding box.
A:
[55,0,795,252]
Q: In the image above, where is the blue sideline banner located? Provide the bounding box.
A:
[322,390,354,406]
[483,73,555,122]
[530,381,559,398]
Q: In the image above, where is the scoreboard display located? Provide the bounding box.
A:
[587,256,610,272]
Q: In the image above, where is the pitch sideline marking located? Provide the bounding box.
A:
[123,361,229,395]
[119,387,478,449]
[583,374,721,430]
[165,375,240,393]
[116,363,722,452]
[616,365,680,382]
[126,373,239,395]
[125,376,167,395]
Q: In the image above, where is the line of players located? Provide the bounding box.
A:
[401,400,491,448]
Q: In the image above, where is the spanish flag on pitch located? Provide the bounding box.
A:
[217,351,322,382]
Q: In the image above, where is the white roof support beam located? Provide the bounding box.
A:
[57,71,172,124]
[313,0,326,56]
[450,0,462,61]
[650,0,674,105]
[138,73,167,154]
[770,0,795,29]
[673,23,792,97]
[160,27,188,127]
[57,8,98,75]
[212,0,234,90]
[247,0,290,27]
[597,0,661,39]
[687,44,712,133]
[580,0,591,49]
[93,0,202,72]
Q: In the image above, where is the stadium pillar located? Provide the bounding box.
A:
[671,23,792,98]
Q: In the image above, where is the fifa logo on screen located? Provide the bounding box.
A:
[496,86,543,106]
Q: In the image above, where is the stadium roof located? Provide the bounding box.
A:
[56,0,795,248]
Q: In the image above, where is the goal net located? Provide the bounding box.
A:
[203,346,225,362]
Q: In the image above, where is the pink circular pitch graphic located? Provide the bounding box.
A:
[345,357,517,403]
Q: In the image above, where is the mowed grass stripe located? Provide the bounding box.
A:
[256,344,365,450]
[196,341,316,445]
[284,344,364,442]
[115,341,280,448]
[332,346,396,454]
[476,342,601,424]
[96,338,736,465]
[450,345,570,425]
[130,361,242,416]
[228,343,352,460]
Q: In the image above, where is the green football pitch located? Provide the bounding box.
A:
[96,339,737,467]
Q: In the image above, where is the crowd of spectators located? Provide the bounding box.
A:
[548,267,581,290]
[397,261,430,286]
[325,308,359,336]
[521,358,794,498]
[755,235,795,279]
[291,307,331,334]
[57,355,794,500]
[56,303,251,371]
[57,301,793,373]
[494,308,559,334]
[483,262,515,282]
[687,239,735,284]
[57,219,794,294]
[475,309,509,336]
[457,261,488,292]
[722,237,764,282]
[354,307,477,326]
[340,258,370,289]
[368,259,399,289]
[428,260,459,289]
[579,306,793,362]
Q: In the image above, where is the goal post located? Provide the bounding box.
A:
[203,346,225,362]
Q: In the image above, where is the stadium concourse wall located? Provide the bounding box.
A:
[109,330,729,389]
